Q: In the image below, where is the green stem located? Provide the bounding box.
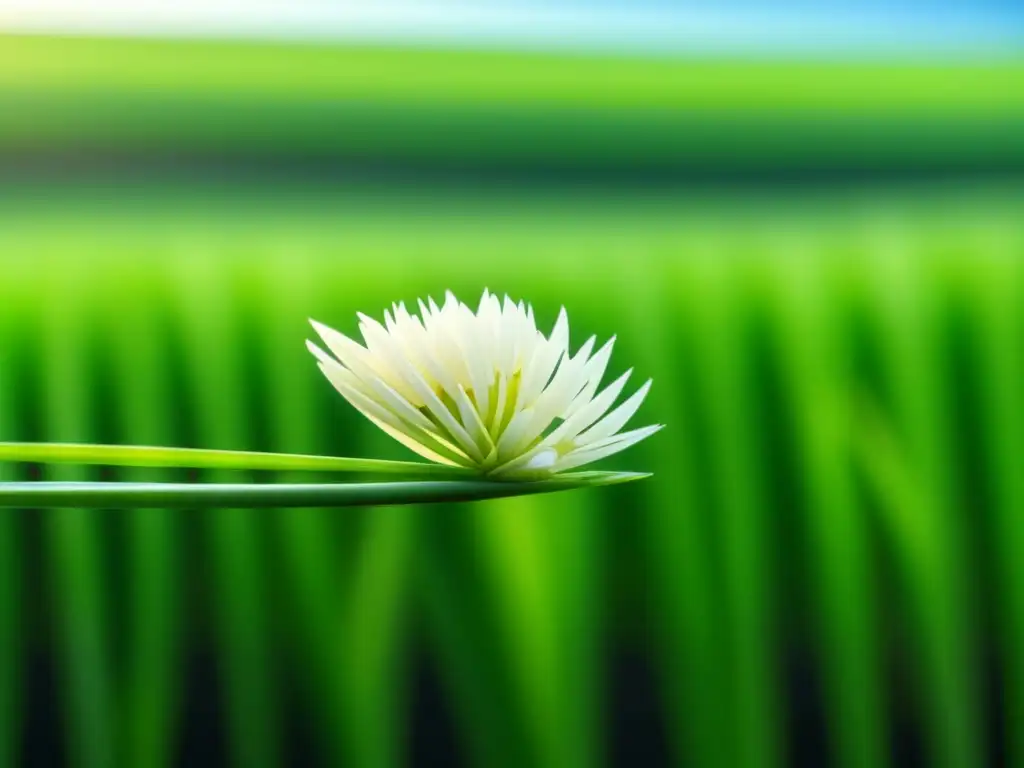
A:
[0,474,647,508]
[0,441,474,476]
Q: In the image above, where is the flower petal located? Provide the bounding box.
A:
[553,424,663,472]
[310,295,653,477]
[575,379,653,446]
[562,336,616,421]
[367,416,468,467]
[518,307,569,406]
[541,368,633,449]
[315,361,474,467]
[455,384,496,456]
[506,336,597,454]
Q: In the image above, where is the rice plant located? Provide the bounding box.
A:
[0,180,1021,767]
[2,32,1023,768]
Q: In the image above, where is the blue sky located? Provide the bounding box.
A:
[2,1,1023,56]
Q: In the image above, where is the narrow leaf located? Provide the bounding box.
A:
[0,442,475,477]
[0,474,649,509]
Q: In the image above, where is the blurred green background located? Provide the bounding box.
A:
[2,26,1024,768]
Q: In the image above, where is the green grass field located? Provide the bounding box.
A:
[1,179,1023,767]
[3,32,1024,768]
[3,34,1024,173]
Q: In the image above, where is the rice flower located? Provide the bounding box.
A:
[307,290,661,479]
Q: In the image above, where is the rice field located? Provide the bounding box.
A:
[3,34,1024,175]
[0,180,1021,767]
[3,30,1024,768]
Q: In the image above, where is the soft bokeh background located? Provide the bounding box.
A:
[1,3,1024,766]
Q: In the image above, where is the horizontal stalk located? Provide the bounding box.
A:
[0,474,648,509]
[0,442,474,477]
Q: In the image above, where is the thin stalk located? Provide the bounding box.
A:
[623,255,731,768]
[173,255,282,768]
[772,254,889,768]
[0,442,476,477]
[107,268,181,768]
[0,287,23,767]
[255,259,353,768]
[971,257,1024,768]
[863,253,984,768]
[692,257,783,768]
[40,261,116,768]
[0,475,646,509]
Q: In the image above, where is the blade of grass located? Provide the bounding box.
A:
[254,255,355,768]
[618,252,732,768]
[957,252,1024,768]
[538,494,602,768]
[0,442,476,477]
[691,257,783,768]
[171,253,280,768]
[419,496,563,768]
[476,496,570,768]
[318,265,441,768]
[0,475,646,508]
[339,502,418,768]
[860,250,984,768]
[259,255,419,768]
[0,273,25,767]
[419,542,534,768]
[770,252,889,768]
[520,273,634,768]
[105,264,182,768]
[39,258,116,768]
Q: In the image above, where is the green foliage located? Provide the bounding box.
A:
[3,35,1024,175]
[0,181,1021,768]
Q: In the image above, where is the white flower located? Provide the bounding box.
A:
[307,290,661,479]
